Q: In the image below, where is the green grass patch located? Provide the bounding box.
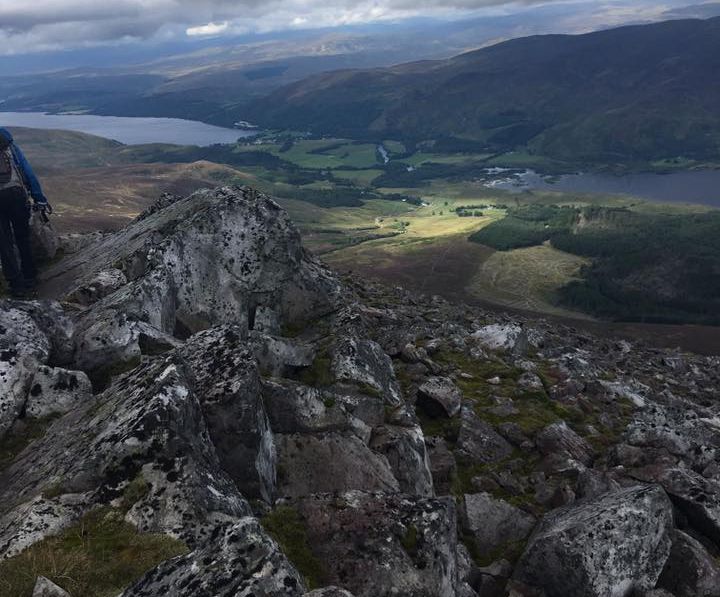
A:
[332,169,383,185]
[298,353,334,388]
[268,139,380,169]
[356,382,384,399]
[41,483,67,500]
[434,348,523,398]
[383,140,407,154]
[400,524,419,557]
[469,204,578,251]
[451,451,540,507]
[262,506,324,590]
[120,475,151,512]
[0,507,187,597]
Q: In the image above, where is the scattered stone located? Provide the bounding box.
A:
[369,425,434,497]
[535,421,594,466]
[331,337,402,406]
[122,518,305,596]
[25,366,92,419]
[516,372,544,393]
[65,268,128,306]
[2,184,719,595]
[250,333,316,378]
[575,468,622,500]
[651,467,720,545]
[426,437,457,496]
[401,343,427,364]
[472,325,526,353]
[0,306,51,438]
[462,493,536,559]
[477,559,513,579]
[456,407,514,463]
[417,376,462,418]
[658,530,720,597]
[304,589,356,597]
[179,327,277,503]
[43,187,341,374]
[32,576,71,597]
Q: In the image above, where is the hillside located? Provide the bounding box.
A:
[12,127,720,331]
[2,186,720,596]
[247,17,720,166]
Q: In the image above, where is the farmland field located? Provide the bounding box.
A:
[14,126,720,331]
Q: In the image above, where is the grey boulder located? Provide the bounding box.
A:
[462,493,536,560]
[25,366,92,419]
[417,376,463,418]
[122,518,305,597]
[513,485,674,597]
[276,433,399,498]
[658,530,720,597]
[295,491,462,597]
[32,576,71,597]
[536,421,594,466]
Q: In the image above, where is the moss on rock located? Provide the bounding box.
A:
[262,505,324,590]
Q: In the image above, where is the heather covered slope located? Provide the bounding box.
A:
[247,17,720,165]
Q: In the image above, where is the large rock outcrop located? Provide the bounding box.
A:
[40,187,340,375]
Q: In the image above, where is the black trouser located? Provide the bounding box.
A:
[0,186,35,291]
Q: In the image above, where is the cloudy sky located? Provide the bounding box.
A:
[0,0,704,54]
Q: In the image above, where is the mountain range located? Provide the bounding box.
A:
[247,17,720,164]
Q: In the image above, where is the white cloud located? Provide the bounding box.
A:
[186,21,229,36]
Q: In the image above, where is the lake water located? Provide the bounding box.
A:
[486,168,720,207]
[0,112,254,146]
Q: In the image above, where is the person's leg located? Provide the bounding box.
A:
[0,192,23,292]
[7,188,36,285]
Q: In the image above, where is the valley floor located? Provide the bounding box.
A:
[10,127,720,354]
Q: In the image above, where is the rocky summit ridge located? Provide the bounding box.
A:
[1,186,720,597]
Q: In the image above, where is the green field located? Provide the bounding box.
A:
[265,139,382,169]
[15,126,720,326]
[469,243,591,317]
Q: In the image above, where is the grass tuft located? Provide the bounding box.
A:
[0,507,187,597]
[298,354,334,388]
[262,506,324,590]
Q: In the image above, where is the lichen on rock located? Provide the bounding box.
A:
[1,184,719,596]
